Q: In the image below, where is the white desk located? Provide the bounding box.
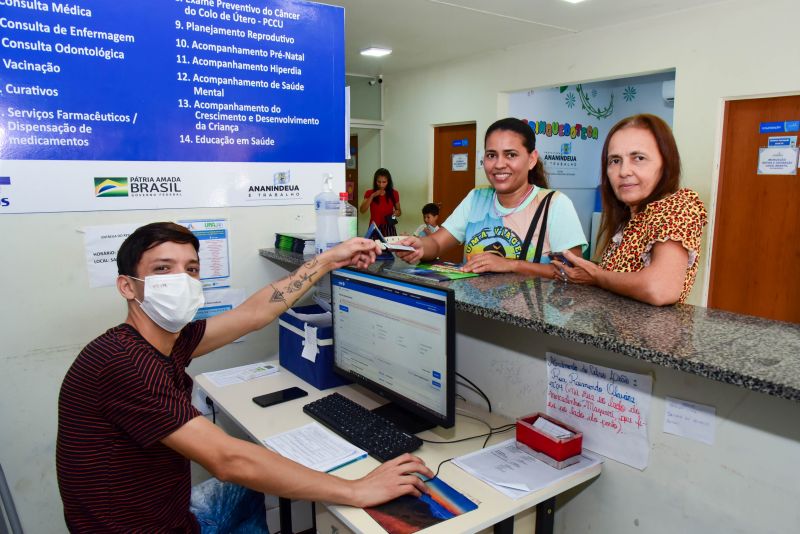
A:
[195,364,601,533]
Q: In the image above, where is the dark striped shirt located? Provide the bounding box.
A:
[57,321,206,533]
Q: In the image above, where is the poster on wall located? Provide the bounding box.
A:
[179,218,231,289]
[0,0,345,214]
[508,72,675,190]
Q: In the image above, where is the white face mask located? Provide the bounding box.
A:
[130,273,205,333]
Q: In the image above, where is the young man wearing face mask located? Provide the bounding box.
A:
[56,222,432,533]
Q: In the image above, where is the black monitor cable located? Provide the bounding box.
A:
[420,411,515,447]
[424,417,516,478]
[455,372,492,412]
[205,396,216,425]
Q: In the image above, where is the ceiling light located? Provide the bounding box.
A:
[360,47,392,57]
[561,0,587,3]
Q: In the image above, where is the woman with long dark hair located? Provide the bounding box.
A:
[554,114,707,305]
[360,167,402,236]
[396,118,586,277]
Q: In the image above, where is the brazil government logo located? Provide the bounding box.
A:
[247,170,300,200]
[94,177,128,197]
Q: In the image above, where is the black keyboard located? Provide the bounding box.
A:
[303,393,423,462]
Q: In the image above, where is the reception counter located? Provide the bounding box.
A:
[259,248,800,403]
[260,248,799,534]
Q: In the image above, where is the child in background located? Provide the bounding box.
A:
[414,203,440,237]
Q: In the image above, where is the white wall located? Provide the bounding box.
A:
[381,0,800,305]
[455,311,800,534]
[0,205,314,532]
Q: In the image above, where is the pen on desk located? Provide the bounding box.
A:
[326,453,368,473]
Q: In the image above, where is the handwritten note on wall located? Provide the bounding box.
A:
[545,352,653,470]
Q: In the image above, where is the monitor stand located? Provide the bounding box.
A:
[372,403,436,434]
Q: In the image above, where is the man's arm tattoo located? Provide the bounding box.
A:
[286,271,314,294]
[285,261,320,294]
[269,284,289,310]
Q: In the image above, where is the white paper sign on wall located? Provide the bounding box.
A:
[545,352,653,470]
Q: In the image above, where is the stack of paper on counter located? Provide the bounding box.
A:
[262,422,367,473]
[202,361,278,387]
[453,439,602,499]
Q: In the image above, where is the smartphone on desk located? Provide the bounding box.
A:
[252,386,308,408]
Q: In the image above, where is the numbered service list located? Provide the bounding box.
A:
[0,0,344,162]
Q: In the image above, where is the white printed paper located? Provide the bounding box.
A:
[286,309,332,327]
[663,397,716,445]
[453,439,602,499]
[195,287,245,320]
[301,324,319,362]
[83,223,141,288]
[545,353,653,470]
[194,287,247,342]
[203,361,278,388]
[451,153,469,172]
[757,147,798,175]
[263,422,367,473]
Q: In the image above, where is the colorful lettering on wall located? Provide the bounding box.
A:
[522,119,599,141]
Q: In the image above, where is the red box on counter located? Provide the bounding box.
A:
[515,412,583,469]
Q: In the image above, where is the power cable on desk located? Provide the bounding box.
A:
[419,423,515,446]
[456,372,492,412]
[425,421,516,478]
[433,457,454,479]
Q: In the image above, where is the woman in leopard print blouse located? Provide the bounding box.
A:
[553,114,707,305]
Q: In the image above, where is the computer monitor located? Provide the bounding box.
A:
[330,268,455,432]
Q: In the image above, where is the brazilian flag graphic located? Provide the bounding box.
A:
[94,177,128,197]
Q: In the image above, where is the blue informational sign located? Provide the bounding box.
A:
[451,139,468,147]
[0,0,344,163]
[760,122,785,134]
[767,136,796,147]
[760,121,800,134]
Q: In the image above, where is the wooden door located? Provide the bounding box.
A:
[433,123,476,263]
[345,135,358,205]
[708,95,800,322]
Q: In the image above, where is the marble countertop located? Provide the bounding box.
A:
[260,248,800,403]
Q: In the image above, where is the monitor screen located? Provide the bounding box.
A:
[330,268,455,430]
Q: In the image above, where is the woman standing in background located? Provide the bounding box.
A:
[360,168,402,236]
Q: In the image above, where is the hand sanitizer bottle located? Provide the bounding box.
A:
[314,174,340,254]
[337,192,357,242]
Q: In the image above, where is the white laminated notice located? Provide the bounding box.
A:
[301,323,319,362]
